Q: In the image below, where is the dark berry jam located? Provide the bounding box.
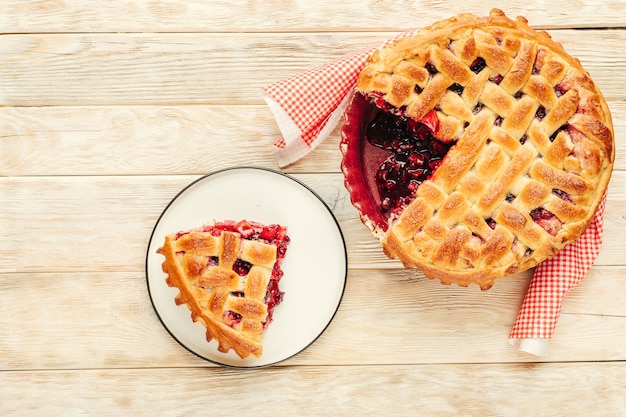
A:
[552,188,573,203]
[470,57,486,73]
[232,259,252,276]
[448,83,464,95]
[530,207,562,236]
[263,279,284,327]
[223,311,242,327]
[535,105,546,120]
[425,62,439,75]
[364,100,453,215]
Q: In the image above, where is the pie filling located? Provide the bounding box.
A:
[363,94,453,217]
[175,219,289,330]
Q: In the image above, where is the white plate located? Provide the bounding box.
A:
[146,167,347,367]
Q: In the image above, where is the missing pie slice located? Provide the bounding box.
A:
[341,9,614,289]
[157,219,290,359]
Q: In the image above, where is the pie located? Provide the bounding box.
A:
[157,219,290,358]
[340,9,614,289]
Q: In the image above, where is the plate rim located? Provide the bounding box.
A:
[145,166,348,368]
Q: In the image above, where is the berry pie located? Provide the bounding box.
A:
[341,9,614,289]
[157,219,290,358]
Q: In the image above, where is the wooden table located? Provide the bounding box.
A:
[2,2,625,415]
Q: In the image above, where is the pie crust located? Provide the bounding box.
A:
[157,220,290,358]
[341,9,614,289]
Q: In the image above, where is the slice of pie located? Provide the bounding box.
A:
[157,219,290,359]
[341,9,614,289]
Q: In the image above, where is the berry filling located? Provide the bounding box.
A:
[233,259,252,276]
[530,207,563,236]
[223,311,242,327]
[470,57,486,73]
[553,188,573,203]
[363,95,453,216]
[177,220,289,329]
[341,91,456,233]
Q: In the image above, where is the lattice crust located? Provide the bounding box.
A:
[356,9,614,289]
[158,222,289,358]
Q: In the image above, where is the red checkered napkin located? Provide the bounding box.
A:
[261,37,608,356]
[260,32,413,167]
[509,194,607,355]
[260,47,374,167]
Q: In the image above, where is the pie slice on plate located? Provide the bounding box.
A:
[157,219,290,359]
[341,9,614,289]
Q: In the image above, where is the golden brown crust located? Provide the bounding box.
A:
[157,228,283,359]
[357,9,614,289]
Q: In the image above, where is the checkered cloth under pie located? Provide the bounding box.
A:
[260,36,607,357]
